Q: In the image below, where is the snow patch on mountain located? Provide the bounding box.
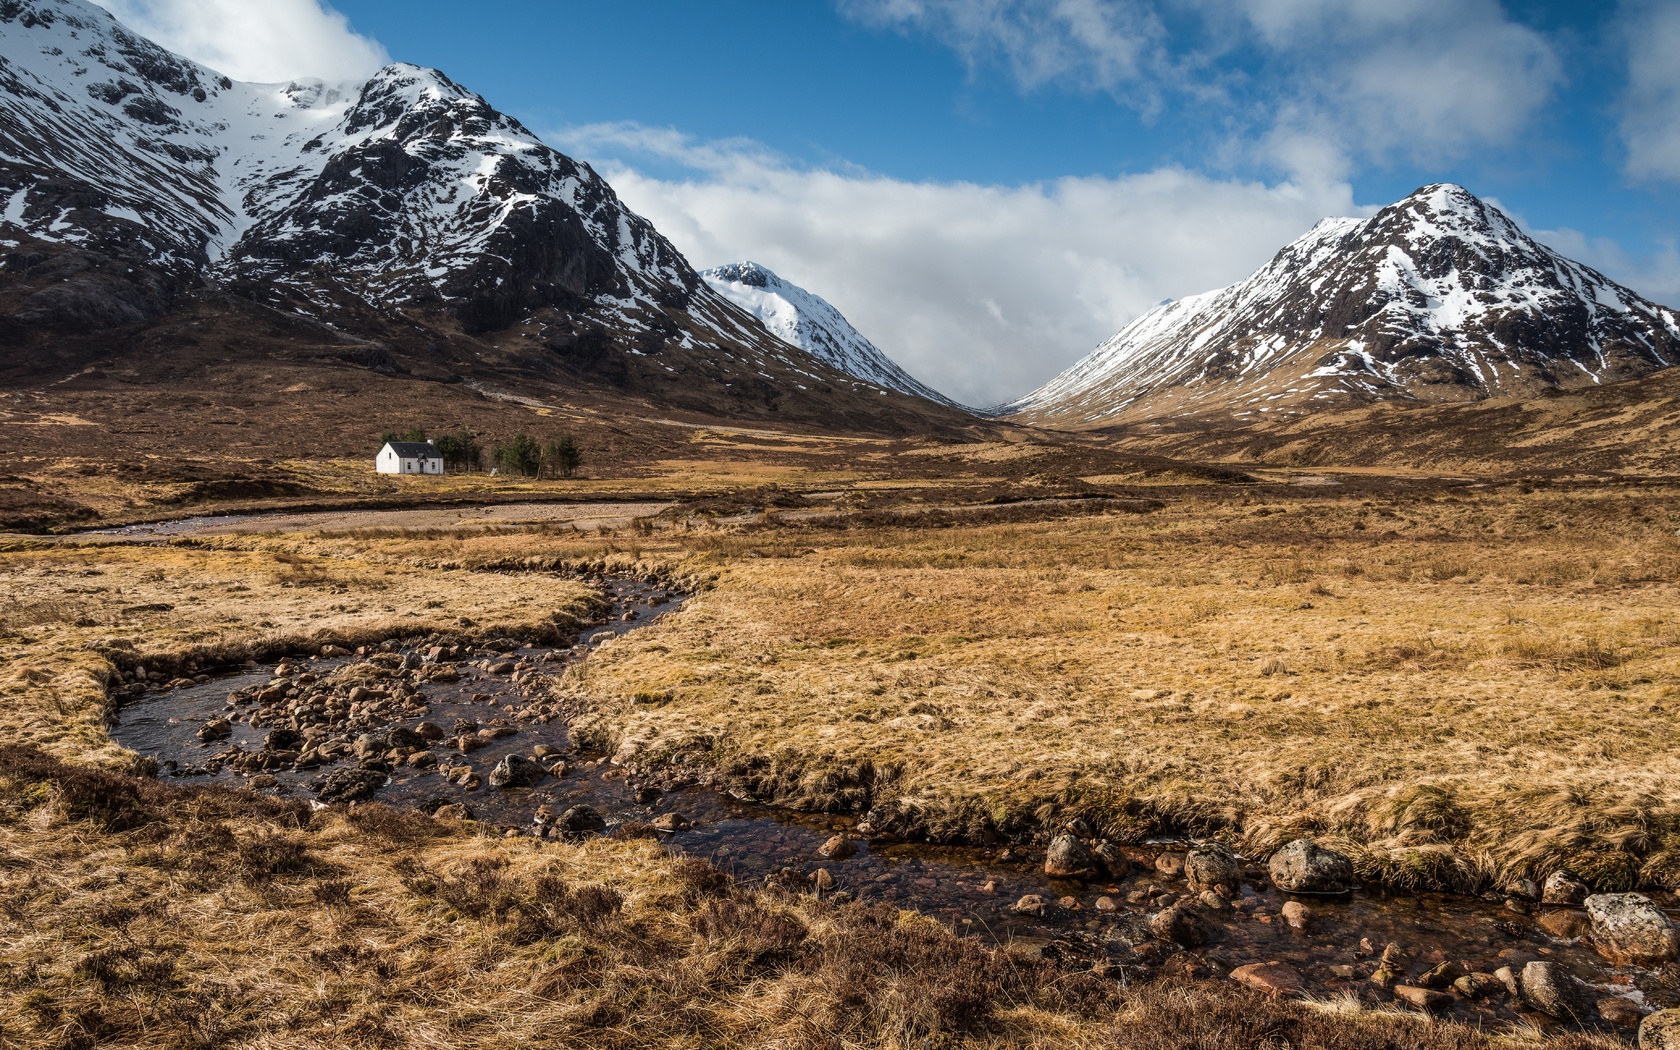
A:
[701,262,965,409]
[1006,184,1680,425]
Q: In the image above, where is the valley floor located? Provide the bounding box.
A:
[2,446,1676,1047]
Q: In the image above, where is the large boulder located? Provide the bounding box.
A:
[1044,835,1102,880]
[1641,1009,1680,1049]
[1268,839,1354,894]
[1185,843,1241,897]
[1519,960,1593,1023]
[1586,893,1680,967]
[488,754,546,789]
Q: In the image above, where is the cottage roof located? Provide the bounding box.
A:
[384,441,438,457]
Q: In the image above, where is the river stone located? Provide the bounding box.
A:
[1045,834,1103,880]
[316,767,386,803]
[1586,893,1680,967]
[196,717,233,742]
[488,754,545,789]
[1542,871,1591,905]
[354,731,389,757]
[387,725,427,749]
[1455,973,1506,999]
[1519,960,1593,1022]
[1280,900,1312,931]
[1599,996,1644,1029]
[1395,985,1453,1011]
[264,727,303,752]
[555,805,606,837]
[1416,961,1464,989]
[1231,961,1302,997]
[1150,902,1211,947]
[1268,839,1354,894]
[1537,909,1589,940]
[818,835,858,860]
[1641,1009,1680,1048]
[1185,843,1241,897]
[1093,840,1131,879]
[1154,852,1185,877]
[432,802,473,821]
[1012,894,1050,916]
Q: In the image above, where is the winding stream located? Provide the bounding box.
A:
[109,573,1672,1038]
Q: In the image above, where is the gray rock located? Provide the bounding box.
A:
[1185,842,1241,896]
[1542,871,1590,905]
[1044,834,1103,880]
[315,767,387,803]
[1641,1008,1680,1048]
[1519,960,1593,1022]
[487,754,546,789]
[555,805,606,837]
[353,731,389,757]
[1586,893,1680,967]
[1268,839,1354,894]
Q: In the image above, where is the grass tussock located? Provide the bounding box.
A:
[572,485,1680,893]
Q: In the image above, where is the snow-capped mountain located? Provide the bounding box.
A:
[0,0,968,430]
[1005,184,1680,426]
[700,261,964,409]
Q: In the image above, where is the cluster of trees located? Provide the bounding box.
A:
[379,428,580,478]
[494,432,581,478]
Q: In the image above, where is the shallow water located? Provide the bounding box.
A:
[110,575,1672,1036]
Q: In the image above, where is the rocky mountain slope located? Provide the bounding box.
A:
[0,0,970,435]
[700,262,965,409]
[1006,184,1680,427]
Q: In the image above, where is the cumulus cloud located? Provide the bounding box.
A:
[559,124,1360,407]
[89,0,387,83]
[841,0,1562,181]
[1618,0,1680,183]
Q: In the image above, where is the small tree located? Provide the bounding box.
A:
[432,431,481,472]
[380,427,427,445]
[494,433,541,477]
[543,433,581,478]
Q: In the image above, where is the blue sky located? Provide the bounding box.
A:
[95,0,1680,405]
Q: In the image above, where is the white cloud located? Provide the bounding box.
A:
[89,0,387,83]
[841,0,1562,182]
[1619,0,1680,182]
[559,124,1359,407]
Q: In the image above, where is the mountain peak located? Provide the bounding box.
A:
[700,261,966,410]
[1006,186,1680,426]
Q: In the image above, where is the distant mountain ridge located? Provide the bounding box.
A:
[0,0,969,434]
[1006,184,1680,426]
[700,261,966,410]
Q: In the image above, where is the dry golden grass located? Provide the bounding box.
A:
[0,747,1622,1050]
[2,476,1676,1046]
[571,485,1680,892]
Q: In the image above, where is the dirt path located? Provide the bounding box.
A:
[84,501,676,538]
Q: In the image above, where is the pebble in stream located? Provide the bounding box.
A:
[108,578,1680,1038]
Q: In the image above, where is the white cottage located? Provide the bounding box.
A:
[377,440,444,475]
